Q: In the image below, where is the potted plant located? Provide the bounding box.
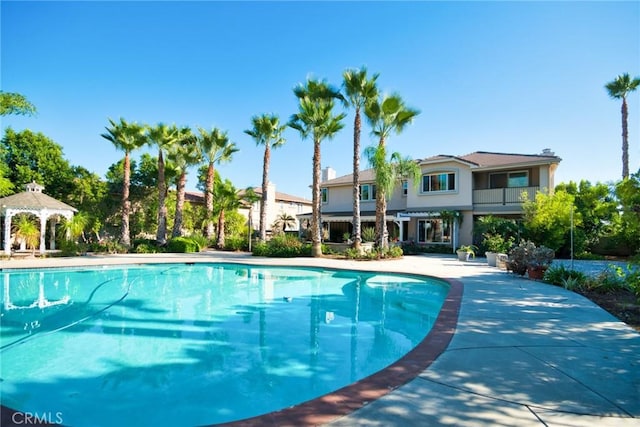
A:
[483,233,513,267]
[526,245,555,280]
[456,244,477,261]
[506,240,535,275]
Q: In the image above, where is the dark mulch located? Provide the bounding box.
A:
[578,288,640,332]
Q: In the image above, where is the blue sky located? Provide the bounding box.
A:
[2,1,639,199]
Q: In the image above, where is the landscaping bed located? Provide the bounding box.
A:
[579,288,640,332]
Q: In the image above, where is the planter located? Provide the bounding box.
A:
[456,250,471,261]
[360,242,374,255]
[486,252,497,267]
[496,254,508,270]
[527,265,548,280]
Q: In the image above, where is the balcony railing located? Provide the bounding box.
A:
[473,186,540,206]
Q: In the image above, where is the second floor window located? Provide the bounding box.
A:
[321,188,328,203]
[422,172,456,193]
[360,184,376,201]
[402,180,408,196]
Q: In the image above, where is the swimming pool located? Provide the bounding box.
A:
[0,263,450,426]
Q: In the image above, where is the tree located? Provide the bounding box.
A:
[212,178,256,249]
[13,215,40,255]
[555,180,618,252]
[146,123,179,245]
[100,118,147,247]
[615,169,640,254]
[245,114,287,241]
[197,126,238,240]
[288,79,346,257]
[365,146,420,249]
[343,67,379,252]
[605,73,640,179]
[1,128,75,200]
[273,212,296,233]
[60,212,90,243]
[0,91,36,116]
[365,94,419,248]
[168,127,200,238]
[522,190,578,252]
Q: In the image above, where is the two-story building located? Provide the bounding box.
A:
[312,150,561,250]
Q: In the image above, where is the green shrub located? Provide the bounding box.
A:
[224,235,248,251]
[87,240,128,254]
[362,227,376,243]
[543,265,586,287]
[135,243,162,254]
[188,233,208,251]
[252,234,306,257]
[584,269,625,293]
[166,237,201,253]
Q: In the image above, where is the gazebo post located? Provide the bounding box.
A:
[50,217,57,250]
[39,211,47,255]
[4,212,12,256]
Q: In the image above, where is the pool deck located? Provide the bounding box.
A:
[1,251,639,426]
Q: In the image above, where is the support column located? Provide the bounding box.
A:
[50,217,57,250]
[4,212,13,256]
[39,213,47,255]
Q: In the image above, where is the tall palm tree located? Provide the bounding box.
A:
[101,117,146,247]
[245,114,287,241]
[343,67,379,251]
[197,127,239,240]
[605,73,640,179]
[288,79,346,257]
[168,127,200,238]
[146,123,179,245]
[365,94,419,248]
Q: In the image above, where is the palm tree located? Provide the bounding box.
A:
[365,94,419,248]
[605,73,640,179]
[273,212,296,233]
[146,123,179,245]
[13,215,39,255]
[212,178,255,249]
[168,127,200,238]
[244,114,287,241]
[196,127,239,240]
[343,67,379,252]
[60,212,90,243]
[288,79,346,257]
[101,117,147,247]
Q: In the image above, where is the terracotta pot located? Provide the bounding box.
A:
[527,266,547,280]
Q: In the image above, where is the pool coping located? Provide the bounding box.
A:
[0,258,463,427]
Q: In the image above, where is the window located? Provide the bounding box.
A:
[321,188,328,203]
[417,219,452,243]
[359,184,376,201]
[421,172,456,193]
[402,180,408,196]
[490,171,528,188]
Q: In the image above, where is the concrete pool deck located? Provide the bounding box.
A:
[1,251,639,426]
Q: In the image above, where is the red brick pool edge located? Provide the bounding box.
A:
[216,278,463,427]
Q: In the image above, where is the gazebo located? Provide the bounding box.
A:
[0,182,77,256]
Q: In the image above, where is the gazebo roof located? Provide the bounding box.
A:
[0,182,77,214]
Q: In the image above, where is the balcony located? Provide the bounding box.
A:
[473,186,540,207]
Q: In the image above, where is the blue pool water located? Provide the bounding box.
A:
[0,263,449,426]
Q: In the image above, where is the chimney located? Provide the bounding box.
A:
[322,167,336,182]
[541,148,554,156]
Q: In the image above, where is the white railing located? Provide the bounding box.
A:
[473,186,540,205]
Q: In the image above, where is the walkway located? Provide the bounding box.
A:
[1,252,638,426]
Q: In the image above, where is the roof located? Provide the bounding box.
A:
[184,189,312,205]
[0,191,77,213]
[322,150,562,186]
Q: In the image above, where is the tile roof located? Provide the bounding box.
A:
[322,150,562,185]
[0,191,77,212]
[184,189,312,205]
